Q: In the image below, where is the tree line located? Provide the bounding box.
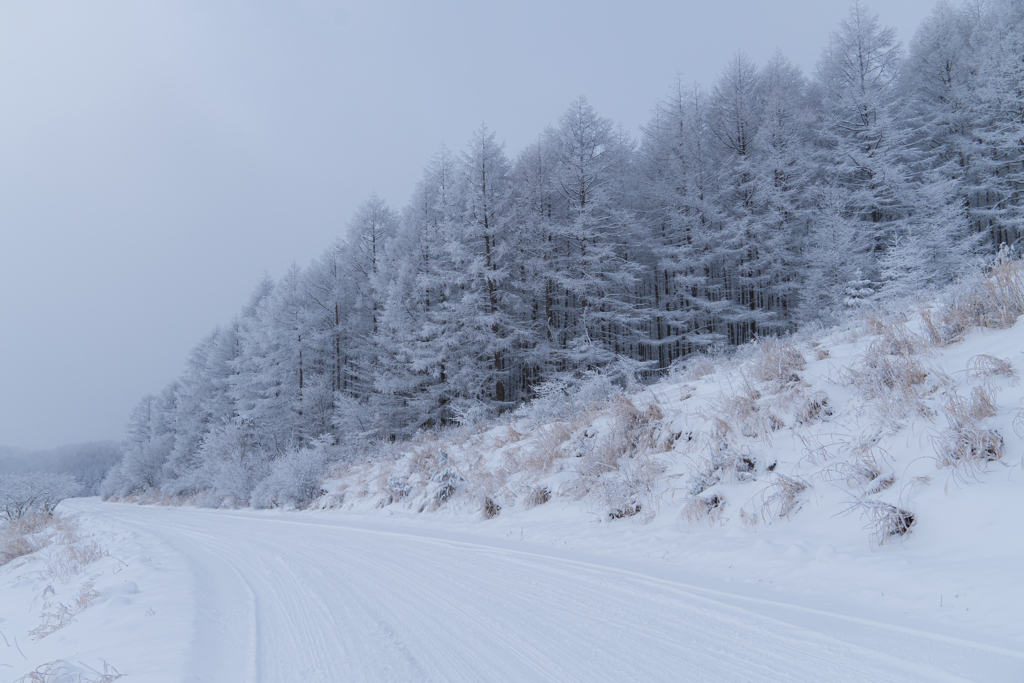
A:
[102,0,1024,505]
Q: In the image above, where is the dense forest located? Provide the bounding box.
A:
[0,442,122,496]
[102,0,1024,505]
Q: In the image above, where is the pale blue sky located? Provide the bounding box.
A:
[0,0,938,449]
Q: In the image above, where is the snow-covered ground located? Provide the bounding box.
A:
[3,499,1022,682]
[4,295,1024,681]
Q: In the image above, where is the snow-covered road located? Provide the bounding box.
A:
[60,500,1022,682]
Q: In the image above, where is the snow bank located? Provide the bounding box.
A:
[318,262,1024,650]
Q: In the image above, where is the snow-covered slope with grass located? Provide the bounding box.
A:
[318,263,1024,657]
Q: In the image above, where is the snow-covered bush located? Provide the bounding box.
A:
[427,466,465,507]
[0,473,81,521]
[519,370,620,426]
[187,421,273,507]
[481,496,501,519]
[251,441,331,509]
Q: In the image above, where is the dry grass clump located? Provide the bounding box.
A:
[481,496,501,519]
[846,325,932,422]
[44,539,105,584]
[825,453,881,486]
[524,423,572,472]
[1,513,51,566]
[524,486,551,508]
[12,515,104,584]
[759,474,808,522]
[498,425,528,446]
[966,354,1019,384]
[560,395,668,518]
[922,253,1024,346]
[748,336,806,391]
[795,391,833,425]
[606,395,666,454]
[848,499,915,545]
[865,474,896,495]
[16,660,123,683]
[933,424,1004,471]
[688,445,757,496]
[679,493,726,525]
[933,387,1004,473]
[682,353,718,380]
[868,314,929,357]
[30,582,100,641]
[607,501,643,519]
[705,381,784,442]
[2,533,40,565]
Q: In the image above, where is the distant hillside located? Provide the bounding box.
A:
[0,441,123,496]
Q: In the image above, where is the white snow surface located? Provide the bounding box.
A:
[2,498,1021,682]
[4,312,1024,681]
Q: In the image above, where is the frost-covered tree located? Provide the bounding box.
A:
[110,0,1019,508]
[0,473,81,520]
[813,0,910,257]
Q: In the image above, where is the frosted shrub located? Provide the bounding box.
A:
[0,473,81,521]
[427,466,465,506]
[251,443,330,509]
[385,474,411,499]
[189,421,273,506]
[520,370,619,425]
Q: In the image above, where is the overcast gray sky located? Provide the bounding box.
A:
[0,0,938,450]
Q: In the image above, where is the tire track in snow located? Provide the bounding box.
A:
[66,501,1017,682]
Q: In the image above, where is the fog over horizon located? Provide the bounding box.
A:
[0,0,937,450]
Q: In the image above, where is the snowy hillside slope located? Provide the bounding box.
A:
[320,259,1024,651]
[8,259,1016,681]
